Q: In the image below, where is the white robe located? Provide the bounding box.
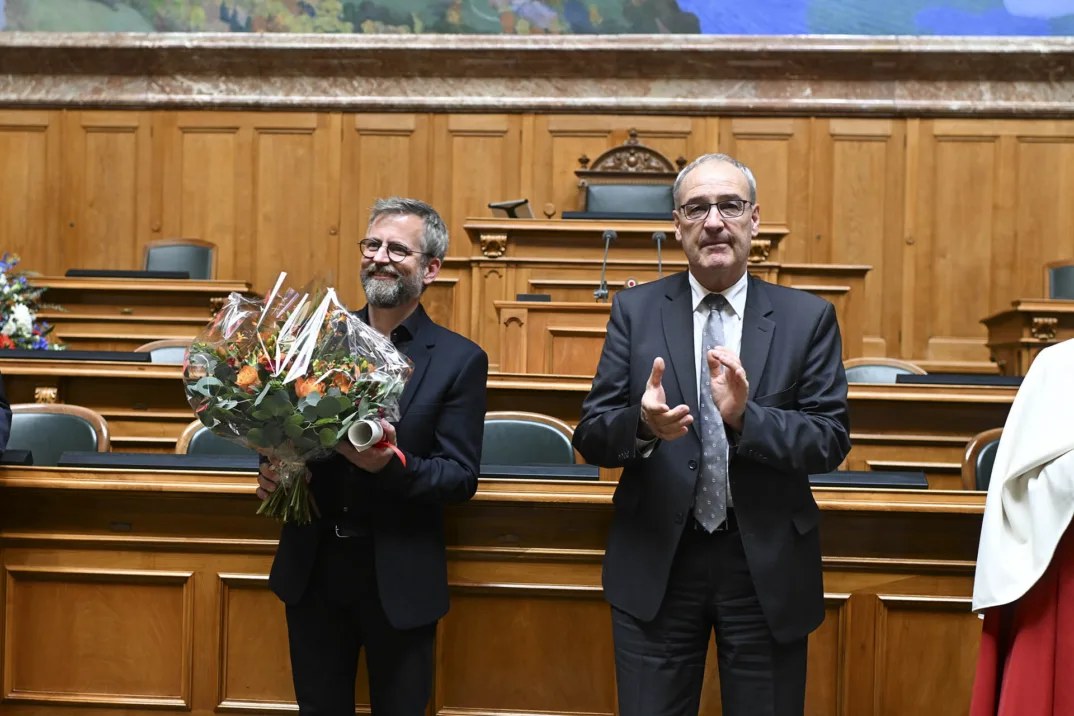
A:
[972,338,1074,612]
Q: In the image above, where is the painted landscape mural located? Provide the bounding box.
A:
[3,0,1074,34]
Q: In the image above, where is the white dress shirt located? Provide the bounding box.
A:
[687,270,748,403]
[636,271,750,492]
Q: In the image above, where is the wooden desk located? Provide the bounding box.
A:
[983,298,1074,375]
[464,219,870,369]
[36,276,253,351]
[487,375,1014,490]
[0,467,982,716]
[0,359,1013,489]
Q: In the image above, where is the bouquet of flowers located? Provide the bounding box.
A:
[0,253,62,350]
[183,273,413,524]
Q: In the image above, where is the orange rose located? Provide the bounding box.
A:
[332,372,353,392]
[236,365,261,392]
[295,376,326,399]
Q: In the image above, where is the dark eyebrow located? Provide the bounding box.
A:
[684,194,747,204]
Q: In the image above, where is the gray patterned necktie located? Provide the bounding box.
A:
[694,292,729,532]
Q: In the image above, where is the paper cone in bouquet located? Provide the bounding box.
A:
[182,273,413,524]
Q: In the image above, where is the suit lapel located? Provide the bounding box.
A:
[661,273,700,439]
[397,311,436,416]
[740,276,775,400]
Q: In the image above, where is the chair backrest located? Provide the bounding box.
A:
[843,357,927,384]
[574,128,685,214]
[134,338,191,364]
[144,239,216,280]
[176,420,258,458]
[1046,260,1074,299]
[586,184,674,214]
[962,428,1003,491]
[8,404,109,466]
[482,412,577,466]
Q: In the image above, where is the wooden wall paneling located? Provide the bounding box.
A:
[811,119,906,357]
[873,595,980,716]
[2,564,194,708]
[0,111,63,275]
[472,261,510,369]
[1007,121,1074,299]
[530,116,707,219]
[718,117,812,263]
[432,114,521,262]
[154,112,253,285]
[900,119,922,361]
[339,113,433,310]
[437,584,616,716]
[62,111,152,273]
[247,113,342,297]
[913,120,1002,372]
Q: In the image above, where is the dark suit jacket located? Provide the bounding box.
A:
[573,273,850,644]
[0,373,11,453]
[269,306,488,630]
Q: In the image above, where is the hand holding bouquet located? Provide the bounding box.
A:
[183,274,413,524]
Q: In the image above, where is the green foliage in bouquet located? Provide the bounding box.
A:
[184,304,410,524]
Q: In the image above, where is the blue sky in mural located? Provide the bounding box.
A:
[3,0,1074,34]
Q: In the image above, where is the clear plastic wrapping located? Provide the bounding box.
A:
[183,273,413,523]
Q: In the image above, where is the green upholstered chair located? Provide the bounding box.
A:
[962,428,1003,492]
[843,357,927,384]
[8,404,110,466]
[573,129,684,216]
[481,412,578,466]
[1046,260,1074,300]
[176,420,258,458]
[143,238,216,280]
[135,338,191,365]
[585,183,674,214]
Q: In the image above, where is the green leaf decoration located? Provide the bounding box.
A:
[284,423,305,441]
[316,397,343,419]
[254,384,272,407]
[318,428,338,448]
[327,386,341,398]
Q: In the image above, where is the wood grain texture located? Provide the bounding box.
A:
[2,109,1070,373]
[0,472,984,716]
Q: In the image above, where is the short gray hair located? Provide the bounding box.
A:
[367,197,449,262]
[672,154,757,207]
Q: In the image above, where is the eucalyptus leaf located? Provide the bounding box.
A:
[316,398,342,419]
[304,390,322,407]
[254,384,272,407]
[327,386,341,398]
[318,428,338,448]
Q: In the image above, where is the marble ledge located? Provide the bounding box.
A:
[3,74,1074,115]
[3,32,1074,82]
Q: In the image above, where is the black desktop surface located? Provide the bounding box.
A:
[0,349,152,362]
[808,470,929,489]
[0,450,33,466]
[58,451,258,472]
[560,211,674,222]
[895,373,1022,387]
[479,464,600,480]
[65,269,191,280]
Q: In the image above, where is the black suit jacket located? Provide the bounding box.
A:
[0,373,11,453]
[269,306,488,630]
[573,273,850,643]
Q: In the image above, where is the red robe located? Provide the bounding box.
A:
[971,526,1074,716]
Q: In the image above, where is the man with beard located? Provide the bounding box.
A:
[573,154,850,716]
[257,197,488,715]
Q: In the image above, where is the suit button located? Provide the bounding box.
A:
[688,460,698,470]
[675,512,684,524]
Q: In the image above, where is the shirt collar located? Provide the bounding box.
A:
[356,303,426,344]
[688,270,749,318]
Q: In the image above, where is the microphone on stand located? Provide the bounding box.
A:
[652,231,666,279]
[594,229,617,302]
